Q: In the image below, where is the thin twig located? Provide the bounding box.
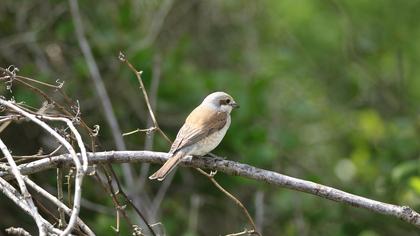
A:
[0,67,60,89]
[11,145,64,164]
[196,168,260,235]
[93,168,134,233]
[106,164,157,236]
[16,75,62,89]
[122,127,156,136]
[118,52,171,144]
[225,229,257,236]
[33,197,61,227]
[0,177,63,235]
[57,165,66,228]
[0,67,95,135]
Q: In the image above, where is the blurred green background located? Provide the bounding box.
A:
[1,0,420,235]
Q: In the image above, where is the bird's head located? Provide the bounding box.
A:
[202,91,239,113]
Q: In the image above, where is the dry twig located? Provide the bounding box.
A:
[0,177,63,235]
[0,138,47,235]
[118,52,171,144]
[5,227,32,236]
[196,168,259,235]
[23,176,95,236]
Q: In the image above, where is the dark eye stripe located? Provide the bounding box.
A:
[219,98,230,105]
[219,100,226,105]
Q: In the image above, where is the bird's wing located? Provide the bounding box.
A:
[169,105,228,154]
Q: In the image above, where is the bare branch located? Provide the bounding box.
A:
[103,164,157,236]
[119,52,171,144]
[57,167,66,228]
[0,177,63,235]
[2,150,420,229]
[0,138,46,235]
[122,127,156,136]
[23,177,95,236]
[225,229,258,236]
[93,168,135,234]
[5,227,32,236]
[0,99,86,236]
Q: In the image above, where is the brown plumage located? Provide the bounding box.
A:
[148,151,185,181]
[149,92,238,181]
[170,106,228,154]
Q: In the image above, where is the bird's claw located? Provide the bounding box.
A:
[184,155,193,162]
[209,170,217,177]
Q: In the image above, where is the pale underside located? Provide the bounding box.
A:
[169,104,231,156]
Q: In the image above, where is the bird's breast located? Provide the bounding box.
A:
[188,116,231,156]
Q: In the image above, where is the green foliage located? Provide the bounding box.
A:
[1,0,419,235]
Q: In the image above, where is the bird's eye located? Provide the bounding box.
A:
[226,99,231,104]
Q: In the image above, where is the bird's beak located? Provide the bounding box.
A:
[231,102,239,109]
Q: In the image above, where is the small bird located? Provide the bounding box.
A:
[149,91,239,181]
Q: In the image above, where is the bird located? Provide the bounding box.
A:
[149,91,239,181]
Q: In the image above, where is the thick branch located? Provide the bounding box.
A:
[1,150,419,228]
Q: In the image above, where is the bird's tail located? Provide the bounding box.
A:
[149,151,185,181]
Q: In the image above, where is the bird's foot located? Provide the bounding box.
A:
[184,155,193,162]
[209,170,218,177]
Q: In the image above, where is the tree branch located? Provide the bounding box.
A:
[0,98,87,236]
[0,177,63,235]
[0,138,46,235]
[5,227,32,236]
[23,176,95,236]
[2,150,419,228]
